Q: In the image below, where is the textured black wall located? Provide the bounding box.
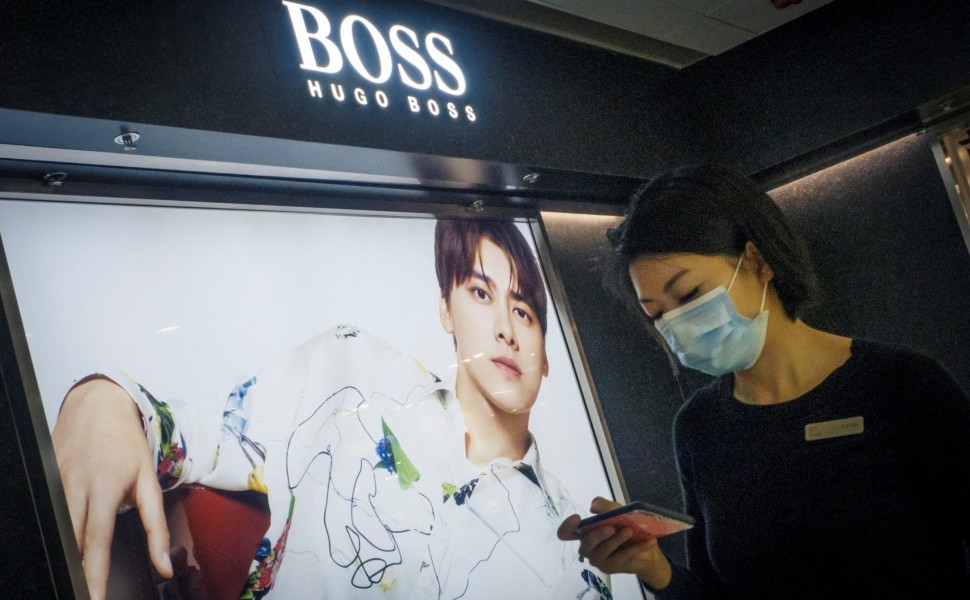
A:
[0,285,71,598]
[771,133,970,391]
[680,0,970,175]
[0,389,59,598]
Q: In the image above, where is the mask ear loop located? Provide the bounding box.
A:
[728,254,770,313]
[727,255,745,291]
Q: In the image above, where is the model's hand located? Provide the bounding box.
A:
[557,496,672,590]
[52,377,172,600]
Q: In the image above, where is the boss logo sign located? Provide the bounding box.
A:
[282,1,477,122]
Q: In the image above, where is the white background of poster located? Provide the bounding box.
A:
[0,198,644,599]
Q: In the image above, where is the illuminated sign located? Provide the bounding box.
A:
[282,1,477,122]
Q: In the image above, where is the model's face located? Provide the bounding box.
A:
[628,252,766,323]
[440,238,548,416]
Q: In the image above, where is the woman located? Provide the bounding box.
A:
[558,167,970,599]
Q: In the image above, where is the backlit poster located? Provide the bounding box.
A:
[0,199,643,599]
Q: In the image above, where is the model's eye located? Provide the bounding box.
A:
[472,286,491,302]
[513,306,533,324]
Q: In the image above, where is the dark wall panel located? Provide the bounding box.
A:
[0,278,72,597]
[682,0,970,176]
[771,133,970,390]
[0,390,58,598]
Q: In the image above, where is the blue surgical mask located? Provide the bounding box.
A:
[654,256,768,376]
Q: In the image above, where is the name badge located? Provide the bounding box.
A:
[804,416,864,441]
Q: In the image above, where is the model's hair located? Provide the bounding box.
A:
[607,165,819,320]
[435,219,548,336]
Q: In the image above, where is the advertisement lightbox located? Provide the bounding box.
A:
[0,197,644,599]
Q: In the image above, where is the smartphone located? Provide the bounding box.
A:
[575,501,694,543]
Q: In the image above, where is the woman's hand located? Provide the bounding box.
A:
[52,377,172,600]
[557,497,673,590]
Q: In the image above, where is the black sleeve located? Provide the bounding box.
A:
[645,408,730,600]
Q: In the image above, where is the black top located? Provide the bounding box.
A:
[650,340,970,599]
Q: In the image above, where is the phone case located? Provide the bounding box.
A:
[575,501,694,542]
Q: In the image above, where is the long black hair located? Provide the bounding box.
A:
[607,166,819,321]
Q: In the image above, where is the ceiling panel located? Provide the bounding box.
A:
[656,0,735,14]
[712,0,835,34]
[669,16,757,56]
[529,0,698,38]
[521,0,836,55]
[421,0,836,68]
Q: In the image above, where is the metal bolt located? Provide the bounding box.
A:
[42,172,68,186]
[114,131,141,151]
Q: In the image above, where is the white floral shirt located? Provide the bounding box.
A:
[114,325,612,600]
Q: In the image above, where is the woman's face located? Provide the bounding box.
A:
[628,252,767,323]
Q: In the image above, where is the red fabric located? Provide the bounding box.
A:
[181,487,271,600]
